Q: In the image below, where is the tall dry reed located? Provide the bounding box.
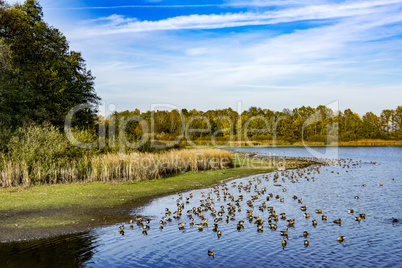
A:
[0,149,232,187]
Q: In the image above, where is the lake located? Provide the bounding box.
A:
[1,147,401,267]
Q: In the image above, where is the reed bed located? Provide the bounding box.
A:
[0,149,232,187]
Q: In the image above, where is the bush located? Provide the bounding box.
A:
[7,123,73,168]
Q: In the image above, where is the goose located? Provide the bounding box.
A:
[337,236,345,242]
[333,219,341,224]
[304,240,309,247]
[392,217,399,223]
[269,223,277,229]
[208,250,214,257]
[280,228,289,236]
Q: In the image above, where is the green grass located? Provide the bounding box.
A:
[0,168,270,212]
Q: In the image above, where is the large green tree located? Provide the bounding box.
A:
[0,0,100,128]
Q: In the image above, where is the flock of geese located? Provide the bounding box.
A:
[117,156,398,258]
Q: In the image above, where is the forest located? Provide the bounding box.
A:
[107,105,402,146]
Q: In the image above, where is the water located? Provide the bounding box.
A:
[1,147,401,267]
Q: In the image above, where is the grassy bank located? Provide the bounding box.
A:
[1,153,311,242]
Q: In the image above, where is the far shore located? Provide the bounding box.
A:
[182,139,402,147]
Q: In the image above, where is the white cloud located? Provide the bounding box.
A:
[67,0,402,38]
[185,48,209,56]
[85,14,136,24]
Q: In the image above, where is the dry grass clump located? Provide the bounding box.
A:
[0,149,232,187]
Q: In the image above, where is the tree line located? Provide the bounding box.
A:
[107,105,402,145]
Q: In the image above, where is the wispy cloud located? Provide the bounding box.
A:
[48,4,221,10]
[69,0,402,37]
[48,0,402,10]
[45,0,325,10]
[227,0,402,8]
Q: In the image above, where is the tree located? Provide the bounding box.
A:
[394,106,402,132]
[359,112,379,139]
[379,109,394,135]
[0,0,100,128]
[339,109,362,141]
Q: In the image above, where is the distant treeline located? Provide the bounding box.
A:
[105,106,402,144]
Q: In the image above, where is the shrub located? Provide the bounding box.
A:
[7,123,72,168]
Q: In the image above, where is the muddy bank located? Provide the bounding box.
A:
[0,198,149,242]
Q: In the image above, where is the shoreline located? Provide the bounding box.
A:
[1,153,316,243]
[182,139,402,147]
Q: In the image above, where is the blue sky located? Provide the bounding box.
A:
[7,0,402,115]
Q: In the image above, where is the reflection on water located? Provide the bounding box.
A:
[0,231,96,267]
[1,147,401,267]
